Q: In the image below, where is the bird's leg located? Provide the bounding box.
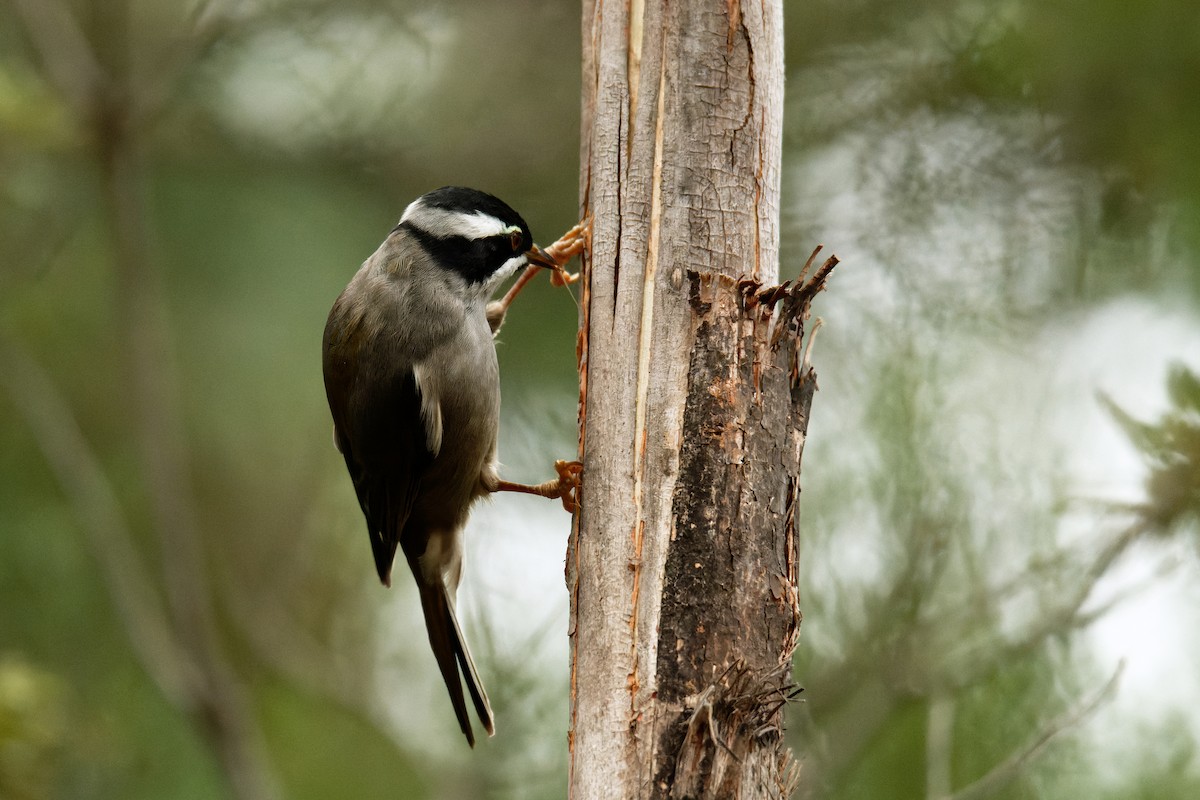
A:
[492,460,583,513]
[488,268,540,331]
[487,221,589,330]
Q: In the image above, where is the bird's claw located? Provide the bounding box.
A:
[553,459,583,512]
[544,221,588,287]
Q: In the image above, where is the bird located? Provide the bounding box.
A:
[321,186,584,746]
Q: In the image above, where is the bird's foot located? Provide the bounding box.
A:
[552,460,583,511]
[543,221,588,286]
[493,460,583,513]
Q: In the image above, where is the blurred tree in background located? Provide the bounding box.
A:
[0,1,1197,799]
[784,1,1200,798]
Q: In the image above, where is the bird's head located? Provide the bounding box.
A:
[394,186,557,298]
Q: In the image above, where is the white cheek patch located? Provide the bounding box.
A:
[493,254,525,284]
[411,362,443,457]
[468,253,527,307]
[400,201,509,241]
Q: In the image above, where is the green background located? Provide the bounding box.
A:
[2,1,1198,798]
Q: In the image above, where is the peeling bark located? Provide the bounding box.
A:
[569,0,834,797]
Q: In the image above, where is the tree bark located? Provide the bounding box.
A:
[569,1,834,797]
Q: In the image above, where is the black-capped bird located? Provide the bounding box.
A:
[322,187,583,746]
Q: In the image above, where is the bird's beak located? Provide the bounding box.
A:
[524,245,559,271]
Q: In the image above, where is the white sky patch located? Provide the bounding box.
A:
[1087,549,1200,758]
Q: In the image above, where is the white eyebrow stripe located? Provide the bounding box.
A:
[399,201,512,240]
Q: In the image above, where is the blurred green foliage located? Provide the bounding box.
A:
[0,0,1198,798]
[783,1,1200,798]
[0,655,66,800]
[1104,364,1200,538]
[984,2,1200,227]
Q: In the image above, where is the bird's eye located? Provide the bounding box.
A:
[509,229,523,252]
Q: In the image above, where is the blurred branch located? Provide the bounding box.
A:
[8,0,107,120]
[943,662,1124,800]
[136,0,281,131]
[1073,552,1181,628]
[947,520,1147,692]
[223,563,375,719]
[99,102,283,800]
[925,693,955,800]
[0,335,193,705]
[8,0,284,793]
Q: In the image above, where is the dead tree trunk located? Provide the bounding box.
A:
[568,0,835,797]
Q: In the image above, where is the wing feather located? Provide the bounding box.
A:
[322,295,432,585]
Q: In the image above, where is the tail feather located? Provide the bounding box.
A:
[416,582,494,746]
[444,592,495,737]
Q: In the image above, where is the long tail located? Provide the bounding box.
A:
[416,580,494,747]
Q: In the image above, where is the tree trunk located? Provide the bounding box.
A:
[568,1,834,797]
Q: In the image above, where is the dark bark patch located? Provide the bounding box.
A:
[652,264,833,796]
